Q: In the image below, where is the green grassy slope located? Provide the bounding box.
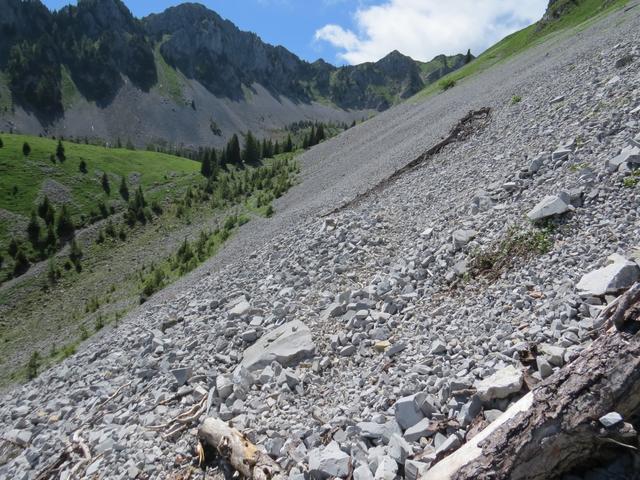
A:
[0,134,200,247]
[414,0,629,99]
[0,133,300,386]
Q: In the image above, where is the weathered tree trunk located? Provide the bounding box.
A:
[424,284,640,480]
[198,417,284,480]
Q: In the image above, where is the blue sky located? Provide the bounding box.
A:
[41,0,548,66]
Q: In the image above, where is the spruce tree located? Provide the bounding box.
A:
[56,205,74,238]
[242,131,260,164]
[315,124,326,144]
[465,49,472,64]
[101,173,111,195]
[309,125,317,147]
[79,160,87,173]
[45,224,57,252]
[227,134,242,166]
[38,196,55,225]
[56,139,65,162]
[27,211,41,246]
[0,137,3,148]
[69,238,82,271]
[26,351,41,379]
[22,142,31,156]
[119,176,129,200]
[210,149,219,179]
[273,141,281,155]
[285,134,293,153]
[200,151,212,178]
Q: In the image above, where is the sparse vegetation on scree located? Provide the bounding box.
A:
[0,124,335,385]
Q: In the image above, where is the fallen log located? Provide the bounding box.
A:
[423,284,640,479]
[198,417,284,480]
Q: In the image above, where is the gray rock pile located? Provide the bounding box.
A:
[1,9,640,480]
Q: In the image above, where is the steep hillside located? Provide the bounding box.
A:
[0,1,638,478]
[0,0,466,148]
[414,0,628,98]
[0,132,300,386]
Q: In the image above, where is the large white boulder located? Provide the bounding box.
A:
[576,257,640,296]
[527,195,571,221]
[474,365,523,402]
[239,320,315,371]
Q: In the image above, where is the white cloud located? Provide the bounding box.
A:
[315,0,548,65]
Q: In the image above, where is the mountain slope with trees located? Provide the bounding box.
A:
[0,0,468,148]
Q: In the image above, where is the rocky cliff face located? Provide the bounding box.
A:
[0,0,466,145]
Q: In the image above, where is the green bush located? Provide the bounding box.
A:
[26,351,41,380]
[511,95,522,104]
[439,78,456,91]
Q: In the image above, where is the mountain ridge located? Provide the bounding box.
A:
[0,0,469,147]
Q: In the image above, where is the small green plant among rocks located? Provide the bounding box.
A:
[511,95,522,104]
[622,173,639,188]
[439,78,456,91]
[470,226,553,280]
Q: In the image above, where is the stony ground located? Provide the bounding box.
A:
[1,4,640,480]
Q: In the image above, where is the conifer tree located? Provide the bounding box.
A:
[285,134,293,153]
[56,139,65,162]
[79,160,87,173]
[101,173,111,195]
[119,176,129,200]
[242,131,260,164]
[273,141,281,155]
[22,142,31,156]
[38,196,55,225]
[227,134,242,166]
[0,137,3,148]
[465,49,473,64]
[27,211,40,246]
[56,205,74,238]
[200,151,212,178]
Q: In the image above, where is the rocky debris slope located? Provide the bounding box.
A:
[1,6,640,480]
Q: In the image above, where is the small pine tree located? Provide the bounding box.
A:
[119,176,129,200]
[242,131,260,164]
[285,134,293,153]
[13,248,30,276]
[22,142,31,156]
[200,152,212,178]
[69,238,82,271]
[125,139,135,150]
[315,124,326,144]
[227,134,242,166]
[101,173,111,195]
[79,160,87,173]
[27,211,41,246]
[47,258,59,284]
[56,140,65,162]
[0,137,3,148]
[45,224,57,252]
[465,49,473,64]
[56,205,75,238]
[273,141,281,155]
[116,137,122,149]
[26,351,41,379]
[38,196,55,225]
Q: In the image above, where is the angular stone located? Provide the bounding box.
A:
[576,260,640,296]
[599,412,623,428]
[606,146,640,172]
[353,465,375,480]
[394,394,425,431]
[229,300,251,319]
[171,367,192,386]
[452,230,477,250]
[527,195,570,221]
[538,344,565,366]
[308,441,351,479]
[456,395,481,427]
[374,456,397,480]
[403,418,436,442]
[474,365,523,402]
[240,320,315,371]
[405,460,430,480]
[216,375,233,400]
